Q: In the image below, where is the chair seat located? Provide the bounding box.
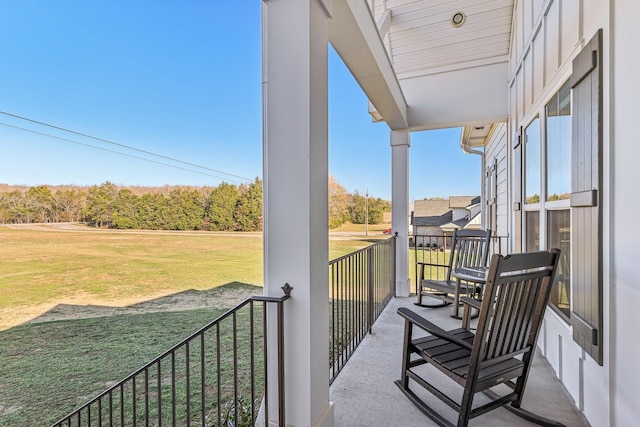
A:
[420,280,475,294]
[412,329,525,390]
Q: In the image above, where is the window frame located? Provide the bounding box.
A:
[520,79,572,324]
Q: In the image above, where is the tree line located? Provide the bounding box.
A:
[0,177,388,231]
[0,180,262,231]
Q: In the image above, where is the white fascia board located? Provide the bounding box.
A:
[329,0,408,130]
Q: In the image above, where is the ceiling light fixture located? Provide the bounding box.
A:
[451,12,466,28]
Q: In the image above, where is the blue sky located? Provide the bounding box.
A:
[0,1,480,201]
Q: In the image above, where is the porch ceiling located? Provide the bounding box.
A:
[331,0,514,131]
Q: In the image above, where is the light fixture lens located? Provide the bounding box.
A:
[451,12,465,27]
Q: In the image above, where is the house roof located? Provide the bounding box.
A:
[449,196,480,209]
[412,210,452,227]
[412,199,450,218]
[411,196,480,227]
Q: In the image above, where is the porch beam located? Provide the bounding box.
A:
[261,0,334,426]
[391,129,411,297]
[329,0,408,130]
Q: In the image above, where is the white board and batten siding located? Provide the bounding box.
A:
[485,1,612,426]
[483,123,509,255]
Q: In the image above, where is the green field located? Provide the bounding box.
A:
[0,226,377,426]
[0,226,373,330]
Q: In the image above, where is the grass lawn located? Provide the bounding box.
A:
[0,226,374,330]
[0,226,386,425]
[0,304,234,426]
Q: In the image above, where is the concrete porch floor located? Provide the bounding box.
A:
[329,296,590,427]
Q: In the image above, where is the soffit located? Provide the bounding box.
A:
[370,0,514,130]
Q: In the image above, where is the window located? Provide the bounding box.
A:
[520,82,571,323]
[547,210,570,319]
[546,82,571,201]
[525,211,539,252]
[544,81,572,319]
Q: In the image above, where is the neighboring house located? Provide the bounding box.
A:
[411,196,480,247]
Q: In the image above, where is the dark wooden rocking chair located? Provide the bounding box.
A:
[397,249,562,427]
[415,229,491,317]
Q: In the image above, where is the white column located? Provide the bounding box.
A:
[262,0,334,426]
[391,129,411,297]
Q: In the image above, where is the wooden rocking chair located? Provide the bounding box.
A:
[397,249,562,427]
[415,229,491,316]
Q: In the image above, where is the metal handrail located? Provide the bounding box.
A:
[50,286,292,427]
[329,236,396,384]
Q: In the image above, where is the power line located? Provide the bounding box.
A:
[0,122,246,184]
[0,111,253,182]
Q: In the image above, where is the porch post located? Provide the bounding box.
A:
[262,0,334,426]
[391,129,411,297]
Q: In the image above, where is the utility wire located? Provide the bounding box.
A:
[0,122,246,184]
[0,111,253,182]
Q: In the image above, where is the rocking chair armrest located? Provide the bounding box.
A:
[397,307,472,350]
[460,296,482,309]
[415,261,450,280]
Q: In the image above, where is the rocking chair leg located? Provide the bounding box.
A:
[482,390,567,427]
[415,291,452,308]
[414,300,452,308]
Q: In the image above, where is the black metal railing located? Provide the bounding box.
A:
[50,286,292,427]
[328,236,396,384]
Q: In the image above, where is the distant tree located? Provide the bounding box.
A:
[368,197,389,224]
[53,189,86,222]
[349,191,388,224]
[82,182,118,227]
[1,190,27,223]
[25,185,54,223]
[329,175,350,229]
[0,192,15,224]
[208,182,240,231]
[234,178,262,231]
[165,188,205,230]
[112,188,139,229]
[134,193,166,229]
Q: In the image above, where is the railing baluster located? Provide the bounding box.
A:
[249,301,255,425]
[144,367,149,427]
[132,373,136,427]
[186,341,190,424]
[263,301,269,426]
[119,383,124,427]
[157,360,162,427]
[108,389,113,427]
[277,299,285,427]
[171,351,176,427]
[216,322,221,427]
[233,311,238,427]
[200,332,205,427]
